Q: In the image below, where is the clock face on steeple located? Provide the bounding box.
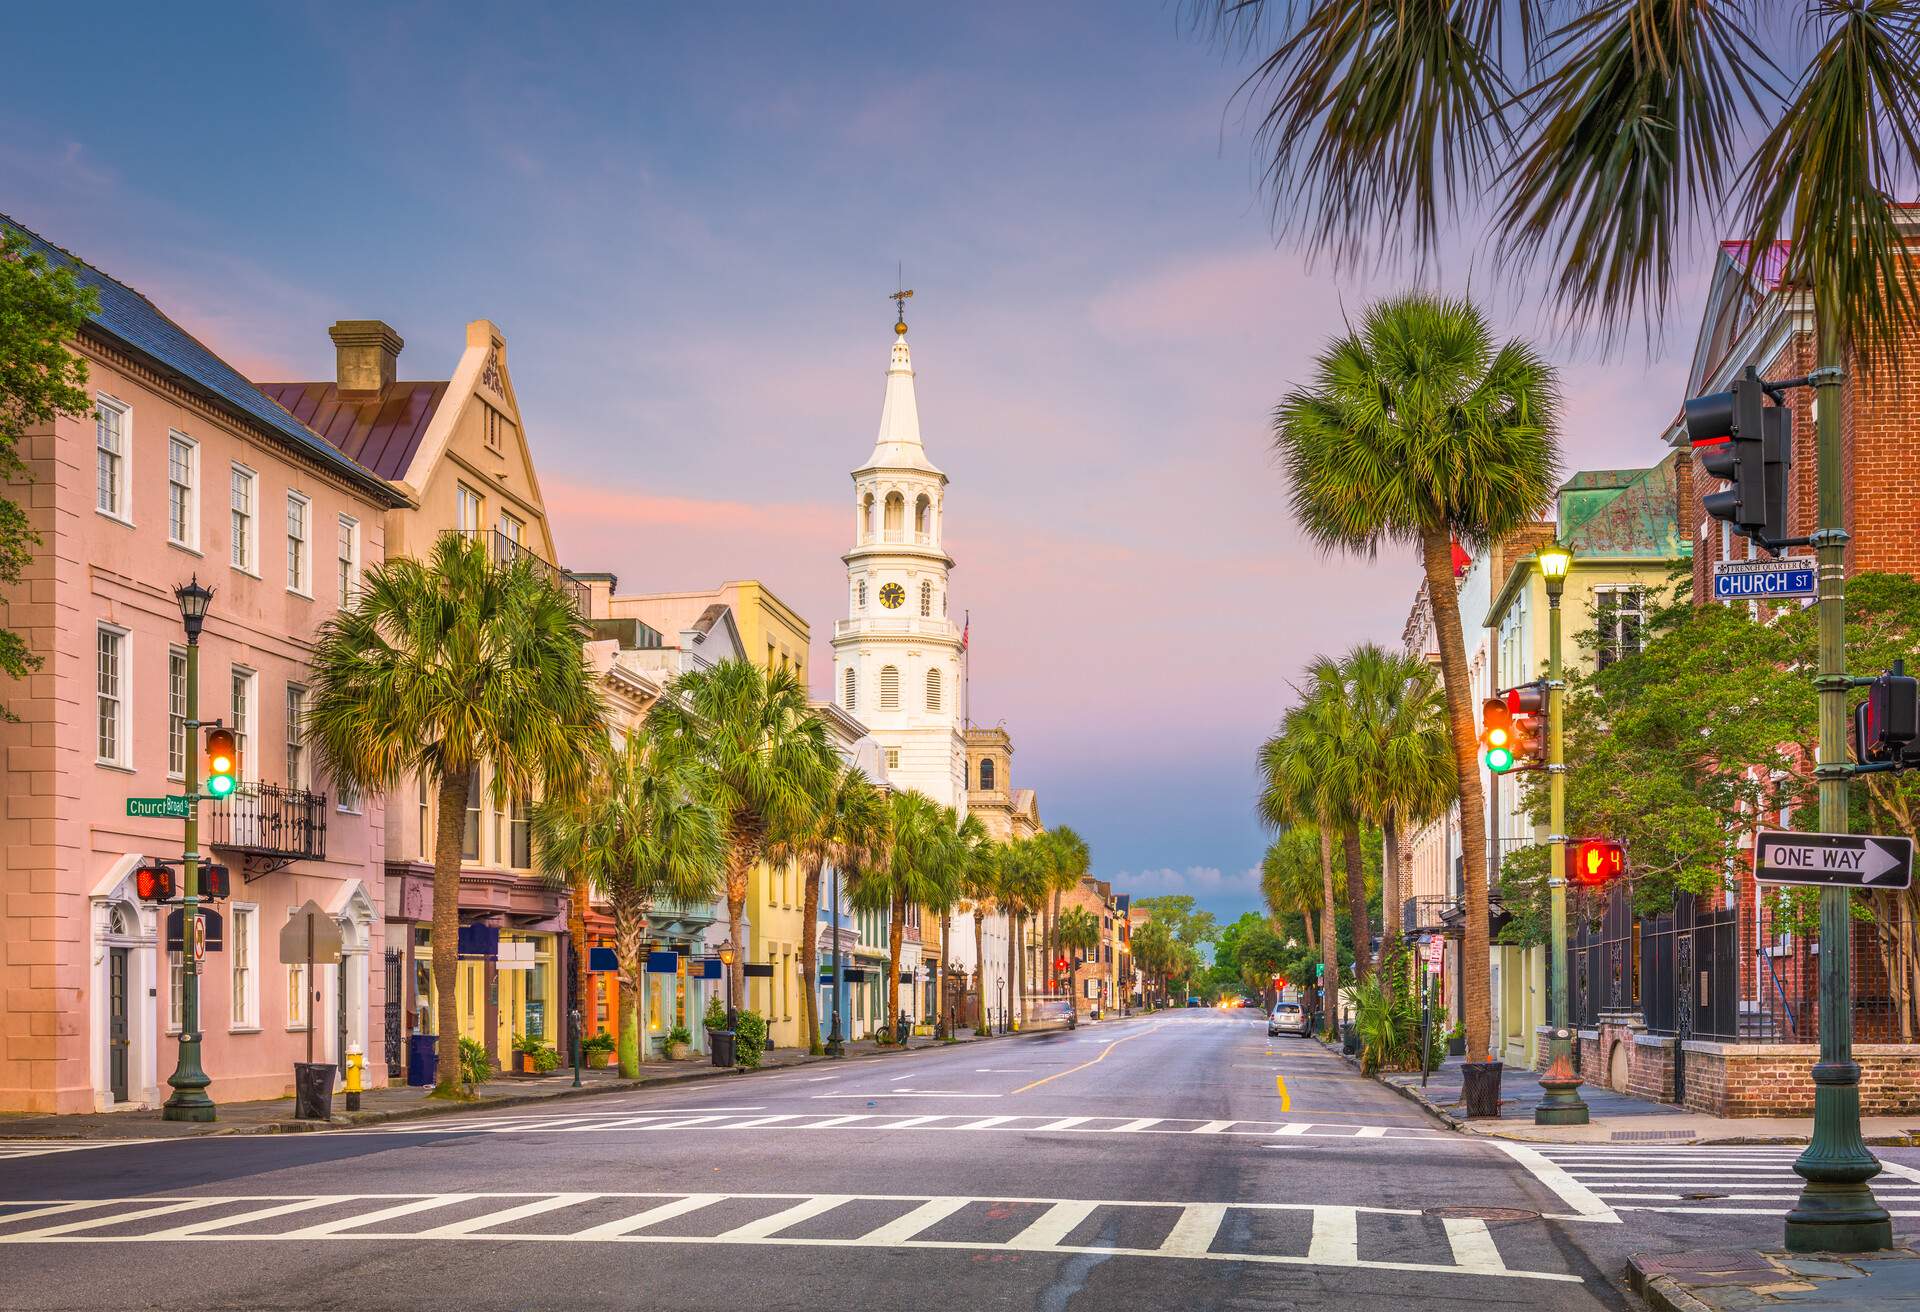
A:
[879,582,906,610]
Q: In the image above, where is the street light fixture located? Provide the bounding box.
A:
[163,577,216,1122]
[1534,542,1589,1126]
[717,941,737,1030]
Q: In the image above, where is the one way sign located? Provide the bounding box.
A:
[1753,830,1913,890]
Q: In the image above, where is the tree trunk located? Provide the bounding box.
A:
[1318,826,1339,1037]
[1012,913,1024,1030]
[568,868,591,1060]
[1050,890,1063,993]
[1382,815,1401,949]
[431,772,471,1096]
[887,894,906,1038]
[1421,528,1492,1063]
[974,907,988,1035]
[938,910,951,1038]
[801,857,824,1055]
[724,846,754,1020]
[1302,903,1317,952]
[1342,825,1371,982]
[612,885,647,1076]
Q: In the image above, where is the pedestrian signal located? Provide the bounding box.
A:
[1570,839,1627,888]
[134,862,176,901]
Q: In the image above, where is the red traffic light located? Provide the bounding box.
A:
[1506,681,1547,715]
[134,862,177,901]
[201,863,231,900]
[1570,839,1627,887]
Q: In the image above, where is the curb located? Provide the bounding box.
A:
[1625,1258,1717,1312]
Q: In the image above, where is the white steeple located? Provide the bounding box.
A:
[866,322,942,476]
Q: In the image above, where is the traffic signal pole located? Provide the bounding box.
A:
[162,632,214,1122]
[1785,320,1889,1252]
[1535,550,1587,1125]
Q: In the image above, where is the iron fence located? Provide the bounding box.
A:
[207,781,327,866]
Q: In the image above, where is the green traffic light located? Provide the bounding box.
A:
[1484,746,1514,773]
[206,773,236,798]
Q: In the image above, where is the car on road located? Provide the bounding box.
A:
[1186,996,1203,1007]
[1268,1001,1309,1037]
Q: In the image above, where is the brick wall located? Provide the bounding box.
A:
[1690,1043,1920,1117]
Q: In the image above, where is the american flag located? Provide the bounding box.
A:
[961,611,969,649]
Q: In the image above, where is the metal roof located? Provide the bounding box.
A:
[256,380,447,482]
[2,216,403,506]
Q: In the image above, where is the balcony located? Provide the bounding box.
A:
[859,530,937,548]
[458,528,590,613]
[208,782,328,877]
[834,616,959,640]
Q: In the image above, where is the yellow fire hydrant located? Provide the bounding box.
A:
[345,1046,364,1112]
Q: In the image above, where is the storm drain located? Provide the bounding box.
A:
[1423,1206,1539,1223]
[1610,1129,1697,1141]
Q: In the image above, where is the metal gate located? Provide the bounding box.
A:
[383,949,403,1074]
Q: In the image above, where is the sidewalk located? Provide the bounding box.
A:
[1374,1053,1920,1146]
[0,1027,1021,1141]
[1630,1246,1920,1310]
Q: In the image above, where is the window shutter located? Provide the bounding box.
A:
[926,668,942,712]
[843,666,857,710]
[880,665,900,709]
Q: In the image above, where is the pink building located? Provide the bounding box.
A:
[0,219,406,1113]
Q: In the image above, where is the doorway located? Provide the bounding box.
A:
[108,947,130,1104]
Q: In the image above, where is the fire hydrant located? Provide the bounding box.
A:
[345,1046,364,1112]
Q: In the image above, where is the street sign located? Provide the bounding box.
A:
[1711,558,1816,602]
[1753,830,1913,890]
[278,899,344,966]
[165,907,223,954]
[126,795,191,820]
[1424,937,1444,973]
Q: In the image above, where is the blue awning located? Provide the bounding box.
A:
[700,958,722,980]
[646,950,679,973]
[588,947,618,973]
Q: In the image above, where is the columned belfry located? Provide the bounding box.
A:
[830,294,967,810]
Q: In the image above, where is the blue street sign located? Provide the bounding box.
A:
[1712,559,1816,601]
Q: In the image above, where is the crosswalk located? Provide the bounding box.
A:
[362,1109,1443,1141]
[0,1141,156,1161]
[1528,1144,1920,1216]
[0,1190,1579,1282]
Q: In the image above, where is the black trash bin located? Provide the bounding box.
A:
[406,1033,437,1087]
[294,1062,335,1120]
[1462,1060,1504,1118]
[1341,1022,1360,1056]
[710,1029,737,1068]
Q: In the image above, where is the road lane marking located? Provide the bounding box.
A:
[1442,1217,1508,1274]
[800,1115,871,1128]
[1276,1075,1290,1112]
[715,1195,852,1240]
[1009,1024,1165,1094]
[1159,1203,1226,1256]
[957,1115,1018,1130]
[1193,1121,1236,1134]
[1305,1206,1358,1264]
[727,1115,801,1129]
[1006,1200,1100,1249]
[416,1193,598,1237]
[859,1196,969,1244]
[1112,1118,1161,1132]
[812,1092,1000,1099]
[6,1197,225,1239]
[1494,1141,1620,1223]
[574,1194,727,1238]
[284,1195,472,1236]
[1031,1116,1092,1132]
[878,1115,949,1130]
[1274,1123,1312,1136]
[148,1196,344,1238]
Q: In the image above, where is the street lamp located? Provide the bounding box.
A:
[826,865,845,1057]
[163,577,216,1122]
[717,941,737,1030]
[1533,542,1589,1127]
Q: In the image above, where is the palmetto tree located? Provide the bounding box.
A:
[1131,918,1174,1008]
[1056,905,1100,1012]
[997,836,1049,1028]
[1346,643,1457,944]
[767,759,889,1055]
[1273,295,1560,1060]
[1041,826,1091,994]
[849,789,950,1035]
[934,809,988,1038]
[961,832,1002,1035]
[305,532,605,1095]
[532,730,724,1075]
[1261,826,1323,953]
[646,659,834,1011]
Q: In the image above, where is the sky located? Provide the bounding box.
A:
[2,3,1716,923]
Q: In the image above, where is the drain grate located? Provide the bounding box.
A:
[1424,1206,1540,1223]
[1610,1129,1698,1141]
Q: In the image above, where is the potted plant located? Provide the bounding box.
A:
[510,1031,553,1075]
[664,1025,692,1061]
[703,996,726,1033]
[1446,1023,1467,1058]
[581,1031,616,1068]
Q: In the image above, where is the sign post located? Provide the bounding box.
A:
[280,900,345,1068]
[1754,831,1914,890]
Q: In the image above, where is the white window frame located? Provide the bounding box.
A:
[336,514,360,606]
[456,483,484,534]
[926,666,942,713]
[96,624,130,768]
[95,394,131,524]
[337,778,362,816]
[285,684,307,789]
[230,666,255,781]
[843,666,857,711]
[230,903,260,1031]
[498,510,525,547]
[1594,585,1646,670]
[168,951,185,1034]
[285,491,312,596]
[167,646,188,779]
[166,431,198,550]
[287,959,309,1031]
[230,464,259,575]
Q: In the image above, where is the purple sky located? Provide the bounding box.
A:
[4,4,1714,921]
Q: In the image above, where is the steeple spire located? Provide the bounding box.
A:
[867,288,941,475]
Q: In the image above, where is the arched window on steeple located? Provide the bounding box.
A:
[857,580,867,610]
[979,758,995,791]
[883,493,905,540]
[862,493,875,541]
[914,494,931,541]
[925,668,942,713]
[843,666,857,711]
[919,581,932,617]
[880,665,900,710]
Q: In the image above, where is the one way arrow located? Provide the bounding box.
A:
[1758,833,1912,887]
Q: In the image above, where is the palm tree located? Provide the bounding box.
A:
[935,810,988,1038]
[767,760,888,1055]
[532,730,724,1075]
[997,836,1047,1028]
[849,789,952,1037]
[1261,826,1322,952]
[1273,295,1559,1060]
[305,531,604,1096]
[1346,643,1457,945]
[1131,918,1170,1008]
[960,831,1002,1035]
[1056,905,1100,1013]
[645,659,834,1013]
[1042,826,1090,995]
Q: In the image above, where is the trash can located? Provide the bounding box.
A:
[406,1033,437,1087]
[710,1029,737,1068]
[1462,1060,1504,1118]
[1341,1022,1360,1056]
[294,1062,335,1121]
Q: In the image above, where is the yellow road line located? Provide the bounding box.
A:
[1275,1075,1290,1112]
[1010,1025,1164,1095]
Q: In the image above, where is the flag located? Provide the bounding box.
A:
[961,610,969,649]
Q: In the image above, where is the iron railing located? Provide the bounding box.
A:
[207,781,327,870]
[459,528,589,613]
[1402,895,1452,934]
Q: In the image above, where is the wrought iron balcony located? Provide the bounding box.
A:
[207,782,328,876]
[1402,895,1452,934]
[457,528,589,613]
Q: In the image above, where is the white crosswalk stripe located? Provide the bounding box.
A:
[360,1110,1440,1141]
[1531,1145,1920,1216]
[0,1140,158,1160]
[0,1191,1579,1281]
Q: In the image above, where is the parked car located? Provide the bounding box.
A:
[1186,996,1203,1008]
[1268,1001,1310,1038]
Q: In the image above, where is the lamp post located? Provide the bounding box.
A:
[717,941,737,1030]
[826,863,846,1057]
[163,577,216,1122]
[1533,542,1589,1126]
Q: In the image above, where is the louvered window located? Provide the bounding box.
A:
[843,666,857,711]
[879,665,900,710]
[920,581,932,617]
[926,668,942,712]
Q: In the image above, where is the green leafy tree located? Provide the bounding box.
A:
[305,531,605,1095]
[1345,643,1456,934]
[0,228,98,713]
[998,836,1051,1024]
[647,659,834,1011]
[1039,826,1091,993]
[1272,295,1560,1060]
[532,729,724,1075]
[1130,917,1175,1007]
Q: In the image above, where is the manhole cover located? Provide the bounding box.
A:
[1424,1206,1539,1223]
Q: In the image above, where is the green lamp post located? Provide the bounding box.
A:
[162,576,216,1122]
[1533,542,1589,1127]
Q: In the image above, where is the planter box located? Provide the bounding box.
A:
[511,1051,537,1075]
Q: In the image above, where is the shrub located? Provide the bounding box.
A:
[458,1036,490,1089]
[734,1009,768,1069]
[703,995,726,1032]
[582,1030,616,1057]
[665,1025,692,1051]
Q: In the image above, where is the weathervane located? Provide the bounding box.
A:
[891,265,913,335]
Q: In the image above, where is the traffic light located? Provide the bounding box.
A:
[1480,697,1515,773]
[1569,839,1627,888]
[201,863,231,900]
[134,862,177,901]
[1504,681,1548,771]
[1854,665,1920,765]
[204,727,238,798]
[1686,365,1791,545]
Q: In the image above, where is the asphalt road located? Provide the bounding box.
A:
[4,1009,1918,1311]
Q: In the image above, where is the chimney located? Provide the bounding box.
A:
[328,320,403,399]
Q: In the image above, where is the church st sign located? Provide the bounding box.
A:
[1753,830,1913,890]
[126,795,192,820]
[1711,558,1816,601]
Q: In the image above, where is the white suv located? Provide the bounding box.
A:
[1267,1002,1309,1037]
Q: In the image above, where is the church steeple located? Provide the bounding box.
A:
[867,289,941,476]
